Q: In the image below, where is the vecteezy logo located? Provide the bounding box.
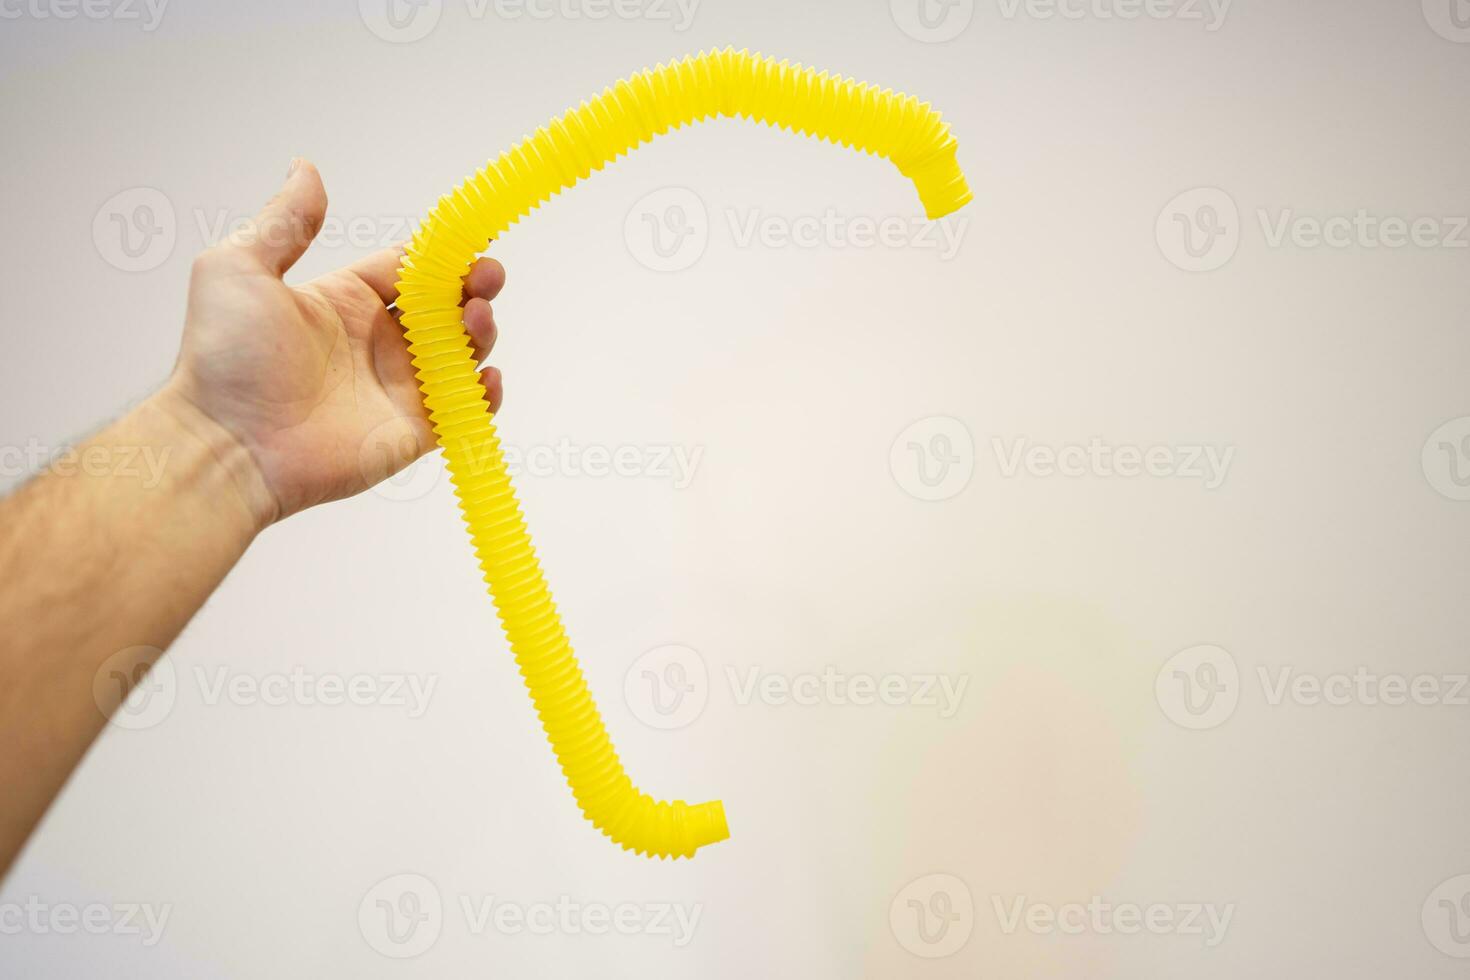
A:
[92,187,176,273]
[358,0,442,42]
[1423,874,1470,957]
[358,873,443,958]
[890,0,974,42]
[1156,188,1240,272]
[1422,416,1470,501]
[93,646,176,730]
[889,416,974,502]
[889,873,974,958]
[624,644,708,730]
[1424,0,1470,42]
[1155,644,1239,730]
[624,187,709,272]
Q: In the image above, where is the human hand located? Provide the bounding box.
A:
[158,159,504,531]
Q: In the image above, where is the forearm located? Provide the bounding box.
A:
[0,385,266,875]
[0,165,503,879]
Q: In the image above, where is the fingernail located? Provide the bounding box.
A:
[286,157,301,179]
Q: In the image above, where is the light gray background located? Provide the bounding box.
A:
[2,0,1469,976]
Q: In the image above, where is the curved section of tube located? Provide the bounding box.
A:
[394,47,970,858]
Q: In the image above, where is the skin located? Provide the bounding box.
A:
[0,160,505,877]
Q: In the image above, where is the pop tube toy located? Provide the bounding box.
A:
[393,47,972,859]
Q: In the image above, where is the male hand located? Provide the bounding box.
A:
[161,158,504,530]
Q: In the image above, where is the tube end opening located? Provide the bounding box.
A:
[688,799,730,852]
[906,148,973,220]
[917,169,973,220]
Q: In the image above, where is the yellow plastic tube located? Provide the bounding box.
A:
[394,47,971,859]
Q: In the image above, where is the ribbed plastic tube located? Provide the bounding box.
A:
[394,47,971,859]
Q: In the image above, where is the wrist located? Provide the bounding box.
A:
[145,383,280,537]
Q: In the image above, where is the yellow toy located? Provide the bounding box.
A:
[393,47,971,859]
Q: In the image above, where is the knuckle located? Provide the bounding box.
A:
[190,244,230,274]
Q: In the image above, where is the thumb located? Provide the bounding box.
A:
[229,158,328,275]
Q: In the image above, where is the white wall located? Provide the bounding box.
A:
[2,1,1469,976]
